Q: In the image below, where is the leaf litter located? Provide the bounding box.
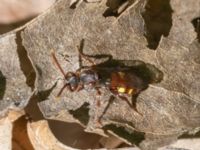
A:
[0,0,200,149]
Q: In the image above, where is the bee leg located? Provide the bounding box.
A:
[56,84,68,97]
[118,95,143,116]
[98,95,115,123]
[96,98,102,126]
[95,90,116,126]
[94,88,103,126]
[95,87,101,96]
[56,84,74,97]
[76,84,84,92]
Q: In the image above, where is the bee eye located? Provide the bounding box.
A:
[67,76,78,87]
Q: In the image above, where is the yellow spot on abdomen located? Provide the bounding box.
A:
[117,87,126,93]
[127,89,134,95]
[117,87,135,95]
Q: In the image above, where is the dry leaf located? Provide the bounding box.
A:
[0,31,35,116]
[0,0,200,149]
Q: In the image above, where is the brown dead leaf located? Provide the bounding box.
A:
[0,0,197,149]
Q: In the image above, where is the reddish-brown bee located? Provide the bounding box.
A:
[51,42,146,122]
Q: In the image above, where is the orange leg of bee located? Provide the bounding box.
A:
[118,95,142,116]
[94,88,103,126]
[96,95,115,126]
[110,90,142,116]
[51,50,66,77]
[56,84,73,97]
[76,84,84,92]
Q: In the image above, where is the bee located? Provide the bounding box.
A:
[51,41,147,123]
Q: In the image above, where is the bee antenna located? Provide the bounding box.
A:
[51,49,66,77]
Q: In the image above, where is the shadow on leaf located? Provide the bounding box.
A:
[69,102,90,125]
[37,82,57,102]
[48,120,102,149]
[12,115,34,150]
[16,31,36,91]
[0,70,6,100]
[0,16,35,35]
[103,124,145,145]
[103,0,129,17]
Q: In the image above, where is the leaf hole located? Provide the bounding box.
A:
[142,0,173,50]
[191,17,200,43]
[103,0,130,17]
